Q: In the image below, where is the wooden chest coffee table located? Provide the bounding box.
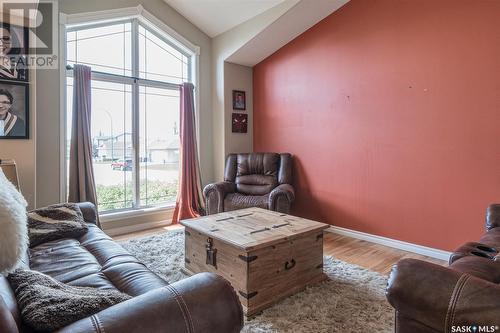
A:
[180,208,329,316]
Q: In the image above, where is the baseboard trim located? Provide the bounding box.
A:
[104,220,171,237]
[327,226,451,261]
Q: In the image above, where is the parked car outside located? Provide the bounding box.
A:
[111,159,133,171]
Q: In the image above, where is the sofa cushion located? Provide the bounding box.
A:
[450,256,500,283]
[236,153,279,177]
[0,277,20,331]
[8,269,131,331]
[0,296,18,333]
[224,193,269,211]
[29,224,168,296]
[235,175,278,195]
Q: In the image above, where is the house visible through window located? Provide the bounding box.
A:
[65,19,194,213]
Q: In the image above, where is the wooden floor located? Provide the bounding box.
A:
[323,232,446,274]
[114,226,447,276]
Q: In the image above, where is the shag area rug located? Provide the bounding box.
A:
[120,231,394,333]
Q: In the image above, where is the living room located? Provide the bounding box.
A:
[0,0,499,332]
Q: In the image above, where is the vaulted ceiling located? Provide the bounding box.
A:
[227,0,349,66]
[164,0,285,37]
[164,0,349,66]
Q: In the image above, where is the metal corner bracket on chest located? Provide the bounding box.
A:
[206,237,217,268]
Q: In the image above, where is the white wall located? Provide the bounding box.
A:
[0,27,37,209]
[211,0,298,179]
[0,84,36,209]
[224,62,253,154]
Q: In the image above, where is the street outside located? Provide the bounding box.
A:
[93,162,178,186]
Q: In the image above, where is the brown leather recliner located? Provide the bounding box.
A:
[386,204,500,333]
[0,202,244,333]
[203,153,295,215]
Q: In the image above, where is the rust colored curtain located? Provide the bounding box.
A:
[68,64,100,227]
[172,83,204,224]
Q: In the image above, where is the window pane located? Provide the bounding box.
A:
[139,86,179,207]
[67,22,132,76]
[67,79,134,212]
[66,19,191,213]
[139,24,188,84]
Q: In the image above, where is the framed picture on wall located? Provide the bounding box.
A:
[232,113,248,133]
[0,23,29,82]
[0,80,29,139]
[232,90,246,110]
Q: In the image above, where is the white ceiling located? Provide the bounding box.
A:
[164,0,285,37]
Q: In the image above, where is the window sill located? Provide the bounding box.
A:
[100,204,175,223]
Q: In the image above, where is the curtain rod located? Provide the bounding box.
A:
[65,65,184,89]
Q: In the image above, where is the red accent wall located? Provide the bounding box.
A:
[253,0,500,250]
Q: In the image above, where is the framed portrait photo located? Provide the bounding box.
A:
[0,22,29,82]
[232,90,246,110]
[0,81,29,139]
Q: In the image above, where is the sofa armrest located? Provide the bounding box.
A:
[56,272,243,333]
[486,204,500,231]
[386,259,500,331]
[75,202,99,228]
[203,182,236,215]
[269,184,295,214]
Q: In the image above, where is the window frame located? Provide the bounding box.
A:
[60,7,199,217]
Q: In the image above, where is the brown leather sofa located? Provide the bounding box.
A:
[386,204,500,333]
[0,202,243,333]
[204,153,294,215]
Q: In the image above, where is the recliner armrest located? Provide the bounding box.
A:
[486,204,500,231]
[386,259,500,331]
[269,184,295,213]
[203,182,236,215]
[56,273,243,333]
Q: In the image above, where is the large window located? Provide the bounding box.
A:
[65,18,194,213]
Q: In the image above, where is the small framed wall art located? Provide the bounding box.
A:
[232,90,246,110]
[232,113,247,133]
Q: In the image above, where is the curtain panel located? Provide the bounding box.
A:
[67,64,100,227]
[172,82,204,223]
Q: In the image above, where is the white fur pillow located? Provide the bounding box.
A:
[0,169,28,274]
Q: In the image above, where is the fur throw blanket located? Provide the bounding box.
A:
[0,169,28,275]
[28,203,88,247]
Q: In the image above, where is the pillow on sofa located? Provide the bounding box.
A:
[28,203,88,247]
[8,269,131,331]
[0,169,28,275]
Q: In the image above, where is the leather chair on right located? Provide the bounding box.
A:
[203,153,294,215]
[386,204,500,332]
